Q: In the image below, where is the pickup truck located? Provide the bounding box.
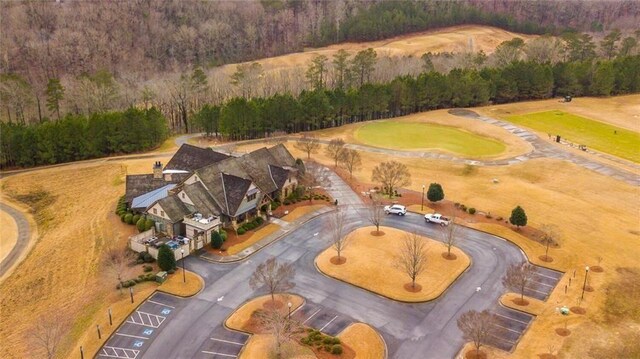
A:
[384,204,407,216]
[424,213,450,226]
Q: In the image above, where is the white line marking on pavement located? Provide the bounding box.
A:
[147,299,175,308]
[320,315,338,332]
[217,296,224,302]
[201,351,237,358]
[524,287,550,295]
[99,346,140,359]
[534,272,561,280]
[115,333,149,340]
[211,338,245,346]
[302,309,322,325]
[494,312,529,325]
[493,323,522,334]
[530,280,554,288]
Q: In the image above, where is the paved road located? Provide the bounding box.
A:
[0,202,32,280]
[138,207,535,359]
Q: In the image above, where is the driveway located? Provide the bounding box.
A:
[0,202,32,280]
[135,207,538,359]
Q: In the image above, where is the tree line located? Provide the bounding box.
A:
[0,108,167,168]
[192,54,640,139]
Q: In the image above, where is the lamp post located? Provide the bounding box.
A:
[421,184,425,211]
[129,287,134,303]
[181,249,186,283]
[581,266,590,300]
[287,302,292,319]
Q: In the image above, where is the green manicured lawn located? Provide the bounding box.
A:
[354,121,506,157]
[507,110,640,163]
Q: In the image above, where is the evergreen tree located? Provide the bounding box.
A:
[157,244,177,271]
[509,206,528,228]
[46,78,65,120]
[332,49,351,89]
[427,183,445,203]
[211,231,224,249]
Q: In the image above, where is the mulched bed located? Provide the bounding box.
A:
[442,252,458,260]
[570,306,586,315]
[511,297,530,306]
[403,283,423,293]
[203,222,270,256]
[271,188,333,219]
[464,349,487,359]
[590,265,604,272]
[539,353,558,359]
[539,255,554,262]
[555,328,571,337]
[330,256,347,265]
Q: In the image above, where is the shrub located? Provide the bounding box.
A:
[323,337,333,344]
[211,231,223,249]
[324,345,332,352]
[468,207,476,214]
[124,213,134,224]
[143,252,154,263]
[144,273,155,281]
[144,218,154,231]
[427,183,445,203]
[143,265,153,272]
[460,204,467,211]
[220,229,227,241]
[496,216,503,221]
[237,228,246,235]
[509,205,528,228]
[132,214,141,225]
[167,268,175,274]
[255,217,264,225]
[136,258,144,264]
[136,217,146,232]
[331,345,343,355]
[454,202,460,208]
[134,278,142,283]
[283,199,291,205]
[157,244,176,271]
[331,337,341,345]
[301,337,310,345]
[120,213,127,222]
[485,212,492,219]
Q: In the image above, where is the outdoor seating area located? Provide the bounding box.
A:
[130,229,191,260]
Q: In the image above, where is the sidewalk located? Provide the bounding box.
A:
[199,206,335,263]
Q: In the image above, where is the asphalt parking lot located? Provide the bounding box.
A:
[487,305,534,352]
[296,302,353,336]
[97,292,183,359]
[196,326,250,359]
[523,266,563,301]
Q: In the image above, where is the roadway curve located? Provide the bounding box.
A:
[0,202,32,280]
[142,208,527,359]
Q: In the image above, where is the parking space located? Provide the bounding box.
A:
[296,302,353,336]
[523,266,563,301]
[487,306,534,352]
[196,326,250,359]
[98,292,182,359]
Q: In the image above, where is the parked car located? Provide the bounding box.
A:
[384,204,407,216]
[424,213,450,226]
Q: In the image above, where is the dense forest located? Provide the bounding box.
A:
[2,0,640,169]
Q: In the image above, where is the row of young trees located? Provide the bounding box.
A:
[192,55,639,140]
[0,108,167,168]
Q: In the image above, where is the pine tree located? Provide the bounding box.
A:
[427,183,445,203]
[46,78,65,120]
[211,231,224,249]
[157,244,176,271]
[509,206,528,228]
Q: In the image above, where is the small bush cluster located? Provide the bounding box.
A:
[117,272,156,289]
[301,329,342,355]
[136,251,155,264]
[237,216,264,235]
[468,207,476,215]
[143,265,153,272]
[270,200,281,211]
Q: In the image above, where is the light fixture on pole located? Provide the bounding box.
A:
[581,266,590,300]
[421,184,425,211]
[287,302,292,319]
[181,248,186,283]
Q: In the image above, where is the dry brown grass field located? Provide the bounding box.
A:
[237,103,640,357]
[218,25,536,76]
[0,208,17,262]
[316,226,470,302]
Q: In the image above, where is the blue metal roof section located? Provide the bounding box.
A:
[131,184,176,210]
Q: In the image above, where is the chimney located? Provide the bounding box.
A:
[153,161,163,179]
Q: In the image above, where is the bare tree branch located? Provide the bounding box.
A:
[29,311,70,359]
[324,138,346,167]
[368,194,384,234]
[293,135,321,160]
[371,161,411,198]
[502,261,538,302]
[395,232,428,289]
[328,207,349,262]
[103,244,134,294]
[441,218,459,259]
[339,148,362,180]
[249,258,295,303]
[457,309,498,356]
[256,306,304,358]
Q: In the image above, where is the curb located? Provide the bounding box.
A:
[312,226,472,304]
[157,270,206,298]
[198,207,337,264]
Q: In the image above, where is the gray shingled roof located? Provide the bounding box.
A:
[182,182,221,217]
[268,143,296,167]
[164,143,230,172]
[157,195,191,222]
[269,165,289,189]
[125,174,189,203]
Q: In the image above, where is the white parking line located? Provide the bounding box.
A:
[493,323,522,334]
[115,333,148,340]
[211,338,245,346]
[489,333,516,344]
[319,315,338,332]
[126,311,166,328]
[530,280,555,288]
[494,312,529,325]
[524,287,550,295]
[99,346,140,359]
[147,299,176,308]
[534,271,561,280]
[201,351,237,358]
[302,309,322,325]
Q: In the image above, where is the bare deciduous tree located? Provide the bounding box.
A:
[502,261,538,303]
[539,224,561,262]
[368,194,384,235]
[328,207,349,262]
[299,162,330,202]
[441,218,459,259]
[339,148,361,180]
[103,245,134,294]
[249,258,295,303]
[293,135,321,160]
[371,161,411,198]
[256,306,303,359]
[395,232,428,290]
[324,138,346,167]
[457,310,498,357]
[29,312,70,359]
